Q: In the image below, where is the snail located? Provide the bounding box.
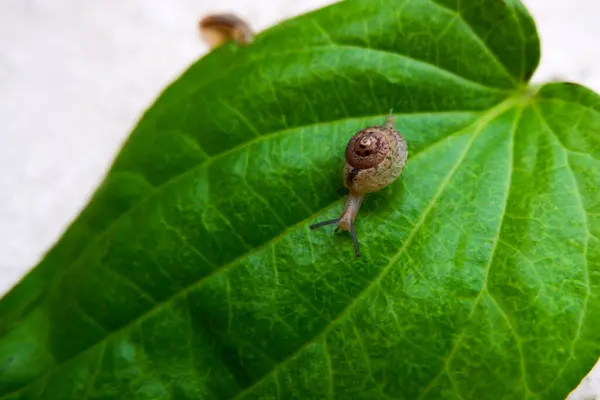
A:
[199,14,254,49]
[309,114,408,258]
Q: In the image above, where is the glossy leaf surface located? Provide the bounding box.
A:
[1,0,599,399]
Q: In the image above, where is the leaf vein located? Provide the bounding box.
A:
[418,104,524,399]
[427,0,518,86]
[158,217,217,268]
[533,105,591,390]
[81,342,106,400]
[322,337,335,400]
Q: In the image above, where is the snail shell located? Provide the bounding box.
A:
[199,14,254,49]
[309,115,408,258]
[343,124,408,195]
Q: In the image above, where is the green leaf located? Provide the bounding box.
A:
[1,0,599,399]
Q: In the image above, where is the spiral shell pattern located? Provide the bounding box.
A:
[343,124,408,195]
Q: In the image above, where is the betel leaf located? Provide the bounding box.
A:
[1,0,599,398]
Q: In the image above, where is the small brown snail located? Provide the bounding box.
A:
[199,14,254,49]
[310,114,408,257]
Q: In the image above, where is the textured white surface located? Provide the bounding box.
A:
[0,0,599,397]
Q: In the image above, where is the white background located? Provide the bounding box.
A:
[0,0,599,397]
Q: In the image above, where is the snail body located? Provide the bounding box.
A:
[310,115,408,257]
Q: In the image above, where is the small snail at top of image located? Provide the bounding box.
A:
[199,13,254,49]
[310,114,408,258]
